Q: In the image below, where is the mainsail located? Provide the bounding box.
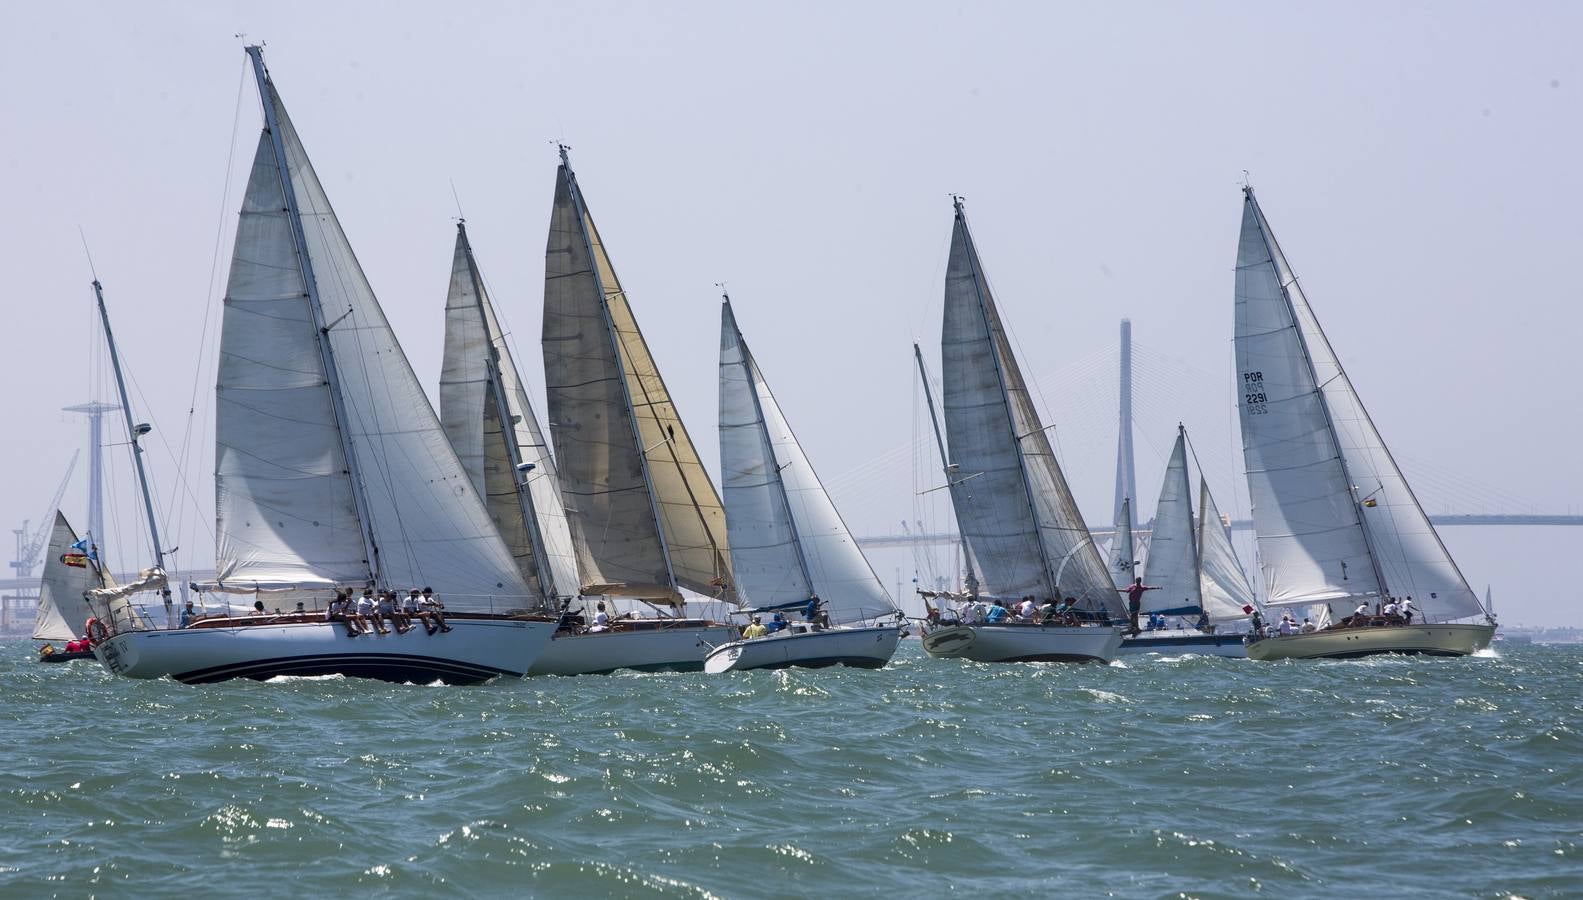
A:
[33,512,104,642]
[1236,188,1485,622]
[1197,478,1257,621]
[439,223,579,603]
[940,198,1123,618]
[720,298,895,624]
[1140,429,1201,616]
[214,51,531,610]
[542,148,732,603]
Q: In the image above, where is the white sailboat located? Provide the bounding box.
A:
[704,296,902,673]
[93,46,555,684]
[1119,426,1258,657]
[535,146,737,674]
[917,197,1126,664]
[1233,187,1494,660]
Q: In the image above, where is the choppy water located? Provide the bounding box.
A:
[0,639,1578,898]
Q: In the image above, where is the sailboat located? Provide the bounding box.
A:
[536,146,737,673]
[917,197,1127,664]
[1234,187,1495,660]
[704,295,903,673]
[1117,425,1259,657]
[34,512,123,662]
[93,46,556,684]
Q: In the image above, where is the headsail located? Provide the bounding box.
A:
[215,52,531,610]
[1141,429,1201,616]
[542,150,733,603]
[1197,478,1258,621]
[1235,189,1380,610]
[33,512,102,642]
[1106,498,1136,589]
[941,199,1122,617]
[721,298,895,624]
[440,224,579,602]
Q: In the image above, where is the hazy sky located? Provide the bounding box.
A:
[2,2,1579,624]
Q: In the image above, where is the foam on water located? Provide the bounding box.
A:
[0,639,1578,896]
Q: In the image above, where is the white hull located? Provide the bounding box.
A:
[704,625,901,673]
[91,617,555,685]
[1118,629,1248,658]
[1247,623,1495,661]
[527,623,736,675]
[921,623,1124,663]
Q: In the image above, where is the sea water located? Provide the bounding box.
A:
[0,639,1577,897]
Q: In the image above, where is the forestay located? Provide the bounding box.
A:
[1235,189,1380,609]
[439,224,579,602]
[941,200,1122,617]
[1141,430,1201,616]
[214,72,532,611]
[542,155,733,603]
[1197,479,1258,621]
[720,300,895,624]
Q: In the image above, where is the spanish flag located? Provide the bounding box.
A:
[60,553,89,568]
[1362,498,1378,508]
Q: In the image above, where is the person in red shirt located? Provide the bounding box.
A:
[1118,578,1159,636]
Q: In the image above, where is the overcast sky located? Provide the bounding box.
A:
[2,1,1578,625]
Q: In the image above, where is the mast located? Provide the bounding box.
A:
[725,293,815,595]
[246,45,380,588]
[953,196,1055,597]
[1246,186,1390,602]
[459,222,560,604]
[92,280,173,619]
[557,144,679,597]
[914,342,977,596]
[1177,425,1202,615]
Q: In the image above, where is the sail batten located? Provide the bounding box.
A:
[941,200,1122,617]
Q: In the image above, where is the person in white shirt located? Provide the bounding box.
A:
[1278,615,1297,636]
[1400,596,1417,624]
[1300,617,1317,633]
[358,589,389,635]
[1018,598,1037,621]
[1383,599,1400,617]
[420,587,452,633]
[589,601,611,632]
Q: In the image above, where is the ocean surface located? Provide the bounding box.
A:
[0,639,1577,898]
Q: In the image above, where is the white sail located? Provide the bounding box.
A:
[721,300,895,624]
[1240,189,1484,623]
[215,74,531,610]
[1107,498,1137,589]
[1141,430,1200,615]
[1235,189,1380,609]
[33,512,100,642]
[439,225,579,601]
[719,300,811,606]
[941,200,1123,617]
[1272,243,1486,621]
[1197,479,1257,621]
[543,156,733,603]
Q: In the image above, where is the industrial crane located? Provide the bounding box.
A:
[10,451,80,579]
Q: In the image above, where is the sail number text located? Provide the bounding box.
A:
[1242,371,1268,415]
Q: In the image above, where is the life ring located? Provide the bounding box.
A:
[85,617,109,645]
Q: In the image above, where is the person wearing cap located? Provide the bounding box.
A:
[420,588,451,633]
[179,600,197,629]
[742,615,768,640]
